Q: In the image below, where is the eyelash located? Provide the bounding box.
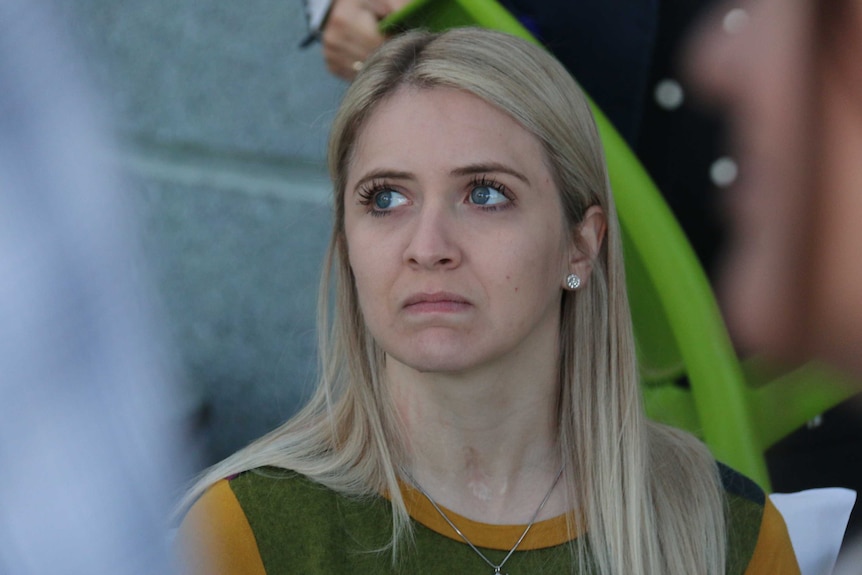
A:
[357,176,514,216]
[356,179,385,205]
[356,179,394,218]
[471,176,514,212]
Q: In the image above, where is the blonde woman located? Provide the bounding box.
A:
[179,28,798,574]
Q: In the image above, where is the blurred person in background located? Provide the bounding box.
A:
[688,0,862,374]
[0,1,187,573]
[686,0,862,571]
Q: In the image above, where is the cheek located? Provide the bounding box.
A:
[345,233,389,318]
[716,5,815,358]
[495,234,566,308]
[719,176,810,358]
[806,87,862,368]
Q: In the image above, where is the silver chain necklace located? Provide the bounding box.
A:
[401,465,565,575]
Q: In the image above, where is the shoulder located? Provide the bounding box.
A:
[225,467,356,535]
[179,467,395,574]
[177,473,269,575]
[718,463,800,575]
[226,467,338,509]
[183,467,332,518]
[176,468,344,575]
[186,467,349,538]
[718,461,767,505]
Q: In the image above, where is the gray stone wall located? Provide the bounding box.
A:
[58,0,346,465]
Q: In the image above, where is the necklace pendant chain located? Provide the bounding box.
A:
[403,465,564,575]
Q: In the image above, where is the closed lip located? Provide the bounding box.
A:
[402,291,472,309]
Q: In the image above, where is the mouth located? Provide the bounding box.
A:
[402,291,472,313]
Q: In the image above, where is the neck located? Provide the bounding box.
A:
[387,353,565,524]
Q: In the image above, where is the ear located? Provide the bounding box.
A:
[565,205,606,286]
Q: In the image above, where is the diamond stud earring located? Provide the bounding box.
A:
[565,273,581,290]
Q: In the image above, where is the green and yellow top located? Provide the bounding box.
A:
[179,465,799,574]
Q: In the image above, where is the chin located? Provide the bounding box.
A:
[389,350,478,375]
[381,337,491,375]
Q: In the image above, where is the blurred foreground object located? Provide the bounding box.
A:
[687,0,862,376]
[0,1,187,573]
[686,0,862,571]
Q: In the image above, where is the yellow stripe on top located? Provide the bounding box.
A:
[177,479,267,575]
[399,480,578,551]
[744,498,801,575]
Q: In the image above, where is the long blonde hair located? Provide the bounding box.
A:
[181,28,726,574]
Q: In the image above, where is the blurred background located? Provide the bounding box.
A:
[56,0,346,466]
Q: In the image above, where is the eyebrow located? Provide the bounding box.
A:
[353,169,415,192]
[353,162,531,192]
[450,162,531,185]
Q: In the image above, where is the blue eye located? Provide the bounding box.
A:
[470,185,509,206]
[373,189,408,210]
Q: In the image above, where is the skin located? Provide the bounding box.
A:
[686,0,815,361]
[805,5,862,376]
[322,0,411,80]
[688,0,862,377]
[343,86,605,522]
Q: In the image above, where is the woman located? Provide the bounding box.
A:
[179,28,797,574]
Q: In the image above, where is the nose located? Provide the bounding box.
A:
[403,202,462,270]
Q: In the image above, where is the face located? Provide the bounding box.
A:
[342,87,599,375]
[687,0,815,359]
[688,0,862,375]
[806,4,862,375]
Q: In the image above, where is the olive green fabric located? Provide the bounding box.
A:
[229,468,590,573]
[721,463,768,571]
[221,464,783,574]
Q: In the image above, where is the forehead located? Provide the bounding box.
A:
[348,86,551,179]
